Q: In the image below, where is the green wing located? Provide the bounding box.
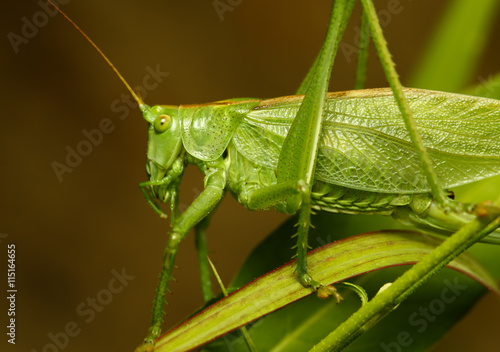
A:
[233,88,500,193]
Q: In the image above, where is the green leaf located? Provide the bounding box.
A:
[153,225,497,352]
[408,0,500,92]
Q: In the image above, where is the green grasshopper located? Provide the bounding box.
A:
[49,0,500,350]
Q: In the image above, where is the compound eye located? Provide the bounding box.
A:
[154,114,172,133]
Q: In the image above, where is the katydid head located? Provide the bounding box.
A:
[50,1,188,206]
[46,2,184,182]
[142,105,182,181]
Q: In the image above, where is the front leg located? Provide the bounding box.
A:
[140,159,226,348]
[139,156,185,219]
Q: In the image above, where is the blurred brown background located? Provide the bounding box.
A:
[2,0,500,351]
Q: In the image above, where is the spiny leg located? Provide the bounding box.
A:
[140,165,226,348]
[296,0,356,95]
[277,0,354,294]
[295,186,343,302]
[360,0,448,206]
[243,179,340,297]
[144,230,183,344]
[294,184,318,288]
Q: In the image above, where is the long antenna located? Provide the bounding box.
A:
[47,0,146,108]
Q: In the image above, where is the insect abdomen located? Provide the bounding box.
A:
[227,143,417,215]
[311,180,416,215]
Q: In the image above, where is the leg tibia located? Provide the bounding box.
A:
[294,189,322,290]
[143,183,225,345]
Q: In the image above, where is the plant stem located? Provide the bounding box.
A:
[309,206,500,352]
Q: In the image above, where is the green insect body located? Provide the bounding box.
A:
[138,88,500,343]
[141,88,500,235]
[47,1,500,349]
